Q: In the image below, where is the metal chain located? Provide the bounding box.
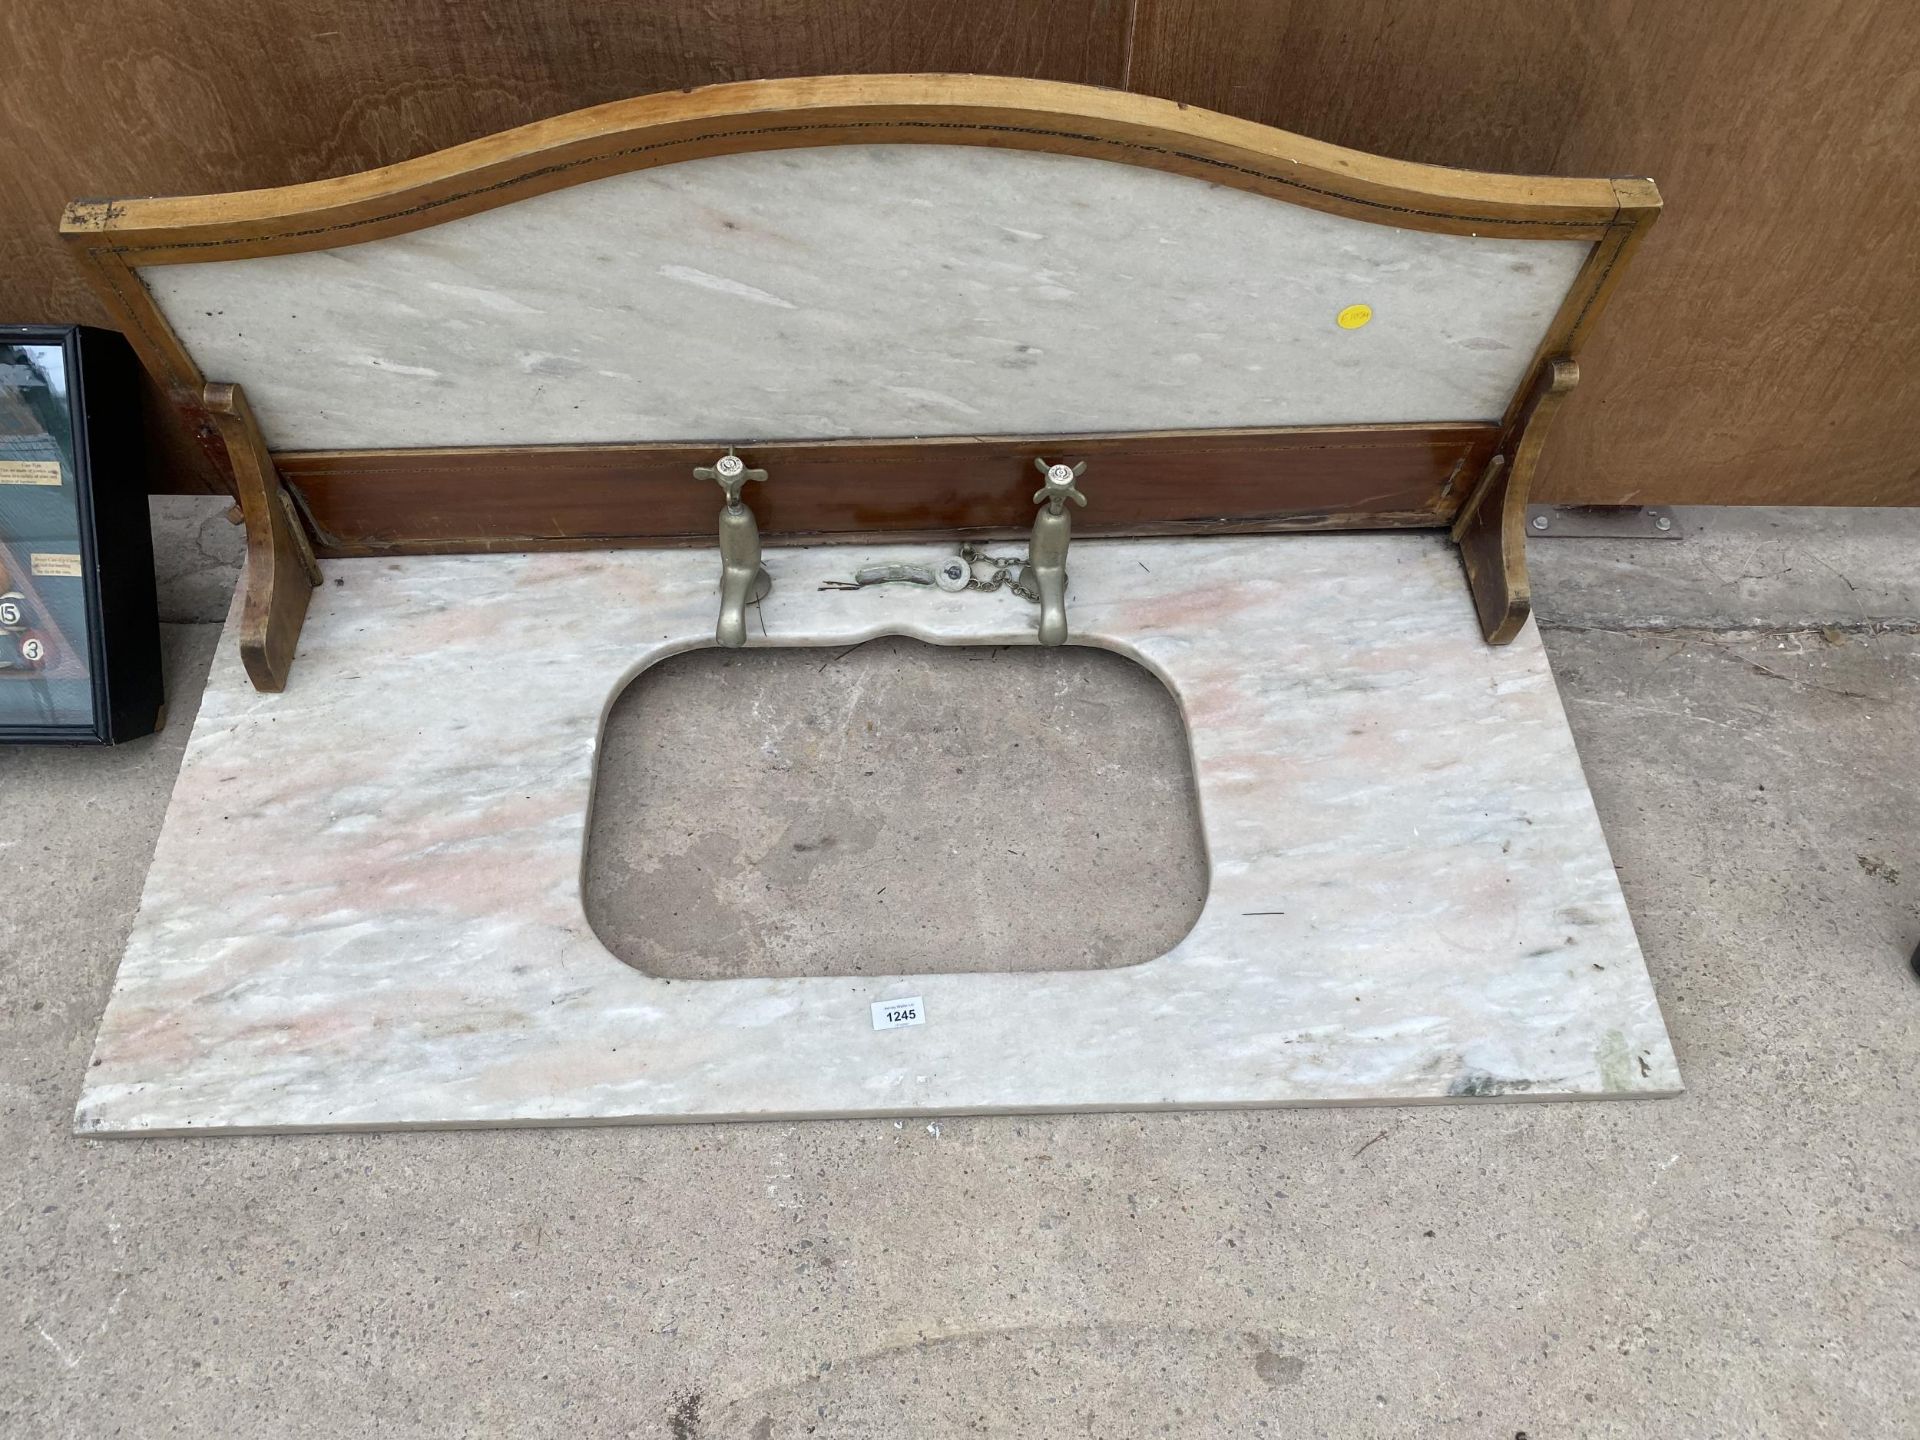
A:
[958,542,1039,602]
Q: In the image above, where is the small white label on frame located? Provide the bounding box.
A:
[871,996,925,1031]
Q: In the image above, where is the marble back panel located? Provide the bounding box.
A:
[139,146,1592,451]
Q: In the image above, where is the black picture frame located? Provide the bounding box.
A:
[0,324,162,744]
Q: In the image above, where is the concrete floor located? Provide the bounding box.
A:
[3,503,1916,1437]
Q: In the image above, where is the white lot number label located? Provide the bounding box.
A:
[871,996,925,1031]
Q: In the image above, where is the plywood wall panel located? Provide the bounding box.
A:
[1122,0,1615,175]
[1538,0,1920,507]
[1127,0,1920,506]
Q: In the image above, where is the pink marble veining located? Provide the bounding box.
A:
[78,535,1680,1134]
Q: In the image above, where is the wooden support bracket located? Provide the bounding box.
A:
[203,382,321,691]
[1450,356,1580,644]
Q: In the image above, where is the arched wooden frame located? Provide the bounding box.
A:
[61,74,1658,686]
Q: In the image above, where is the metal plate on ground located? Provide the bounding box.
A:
[1527,505,1681,539]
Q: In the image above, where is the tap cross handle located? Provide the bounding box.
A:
[695,450,768,509]
[1032,458,1088,512]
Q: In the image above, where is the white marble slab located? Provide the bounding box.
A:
[141,146,1591,450]
[78,535,1679,1134]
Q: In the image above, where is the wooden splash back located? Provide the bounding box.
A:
[60,75,1657,687]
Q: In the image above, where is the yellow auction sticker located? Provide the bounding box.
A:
[1337,304,1373,330]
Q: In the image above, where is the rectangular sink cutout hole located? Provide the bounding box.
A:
[585,637,1209,980]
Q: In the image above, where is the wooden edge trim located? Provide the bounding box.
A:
[276,422,1488,475]
[1499,176,1660,437]
[203,382,320,691]
[292,515,1452,559]
[1456,178,1657,639]
[68,246,231,495]
[61,74,1627,263]
[1453,358,1580,643]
